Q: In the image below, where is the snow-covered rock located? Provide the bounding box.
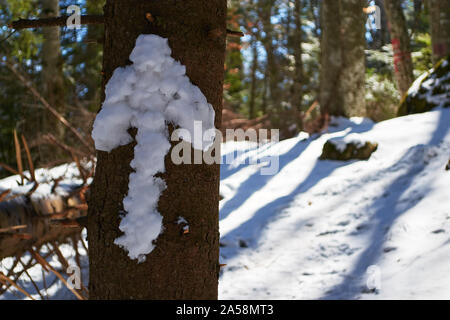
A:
[320,134,378,161]
[398,56,450,116]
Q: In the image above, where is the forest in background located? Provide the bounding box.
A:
[0,0,444,175]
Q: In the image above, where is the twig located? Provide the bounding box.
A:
[13,130,25,185]
[41,267,48,299]
[51,241,89,296]
[73,154,87,184]
[18,258,45,300]
[80,235,88,253]
[11,233,32,240]
[0,162,19,176]
[0,189,11,202]
[43,133,90,158]
[50,216,87,228]
[72,236,82,279]
[24,181,39,197]
[0,271,35,300]
[29,249,85,300]
[0,250,52,295]
[226,29,245,37]
[49,242,69,270]
[10,15,104,30]
[21,134,36,182]
[209,28,245,39]
[0,29,17,44]
[0,225,27,233]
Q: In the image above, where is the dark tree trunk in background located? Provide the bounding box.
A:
[374,0,391,48]
[384,0,415,96]
[40,0,65,159]
[291,0,303,114]
[319,0,366,117]
[339,0,366,117]
[413,0,423,31]
[88,0,226,299]
[81,1,105,109]
[320,0,342,117]
[310,0,321,38]
[249,35,258,119]
[259,0,281,112]
[428,0,450,63]
[225,0,244,112]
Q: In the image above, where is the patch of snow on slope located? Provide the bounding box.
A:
[0,162,90,199]
[91,35,215,261]
[328,133,370,152]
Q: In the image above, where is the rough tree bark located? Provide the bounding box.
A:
[319,0,366,117]
[428,0,450,63]
[88,0,226,299]
[384,0,415,96]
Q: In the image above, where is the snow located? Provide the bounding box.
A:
[407,70,430,96]
[0,162,90,199]
[177,216,189,232]
[407,60,450,109]
[328,132,371,152]
[2,108,450,299]
[0,230,89,300]
[218,107,450,299]
[91,35,216,261]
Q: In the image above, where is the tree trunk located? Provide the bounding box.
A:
[374,0,391,48]
[384,0,415,96]
[259,0,281,112]
[41,0,65,152]
[88,0,226,300]
[249,35,259,119]
[225,0,244,112]
[319,0,342,117]
[428,0,450,63]
[319,0,366,118]
[291,0,303,114]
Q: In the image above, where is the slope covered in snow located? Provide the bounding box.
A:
[1,108,449,300]
[218,107,450,299]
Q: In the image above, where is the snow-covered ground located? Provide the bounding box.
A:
[218,107,450,299]
[1,108,449,299]
[0,234,89,300]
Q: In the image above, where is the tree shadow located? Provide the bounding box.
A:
[219,116,374,183]
[219,118,375,222]
[220,156,356,260]
[320,110,450,299]
[219,137,311,221]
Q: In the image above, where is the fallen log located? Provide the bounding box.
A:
[0,186,87,260]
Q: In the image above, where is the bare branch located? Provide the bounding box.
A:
[226,29,245,37]
[4,61,94,154]
[9,15,104,30]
